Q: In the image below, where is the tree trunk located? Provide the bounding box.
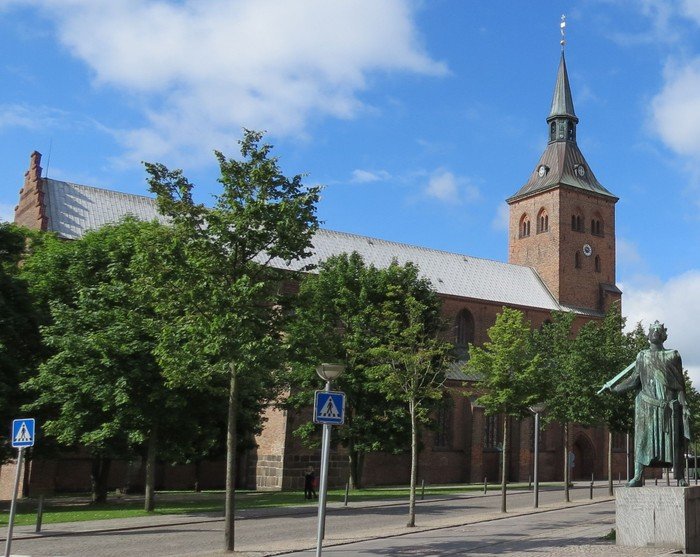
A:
[224,365,238,553]
[501,415,508,513]
[407,400,418,527]
[144,424,158,512]
[607,430,614,496]
[90,457,111,504]
[563,422,570,503]
[348,441,363,490]
[194,460,202,493]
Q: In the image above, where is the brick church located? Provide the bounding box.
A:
[9,50,629,495]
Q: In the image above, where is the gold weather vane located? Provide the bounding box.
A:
[560,14,567,51]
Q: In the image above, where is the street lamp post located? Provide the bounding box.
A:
[315,363,345,557]
[529,403,546,509]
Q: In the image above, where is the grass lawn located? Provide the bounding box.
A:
[0,482,557,527]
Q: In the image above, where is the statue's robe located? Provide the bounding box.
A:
[615,348,690,468]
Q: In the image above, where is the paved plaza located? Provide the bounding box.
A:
[0,483,690,557]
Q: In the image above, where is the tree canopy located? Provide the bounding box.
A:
[144,129,320,551]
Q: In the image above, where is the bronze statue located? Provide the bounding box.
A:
[600,321,690,487]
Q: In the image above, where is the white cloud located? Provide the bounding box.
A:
[0,203,15,223]
[350,169,391,184]
[681,0,700,24]
[0,104,66,131]
[491,203,509,231]
[425,169,479,204]
[617,238,643,267]
[16,0,447,165]
[651,59,700,159]
[622,270,700,386]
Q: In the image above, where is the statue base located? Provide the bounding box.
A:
[616,485,700,553]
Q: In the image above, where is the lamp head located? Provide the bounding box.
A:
[529,403,547,414]
[316,363,345,382]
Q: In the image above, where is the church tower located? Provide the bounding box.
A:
[507,49,620,313]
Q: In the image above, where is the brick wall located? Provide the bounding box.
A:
[508,187,617,311]
[14,151,47,231]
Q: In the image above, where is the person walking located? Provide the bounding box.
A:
[304,466,317,499]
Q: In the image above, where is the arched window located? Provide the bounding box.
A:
[537,208,549,233]
[567,122,575,141]
[550,122,556,141]
[484,414,499,449]
[455,309,475,352]
[519,214,531,238]
[595,255,601,273]
[434,397,453,448]
[591,214,604,236]
[575,251,582,269]
[572,213,583,232]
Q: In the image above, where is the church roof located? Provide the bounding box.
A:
[43,178,168,239]
[275,229,562,311]
[38,177,565,313]
[508,51,617,204]
[507,141,617,202]
[548,53,577,122]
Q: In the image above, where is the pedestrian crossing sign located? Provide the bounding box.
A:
[313,391,345,425]
[11,418,35,448]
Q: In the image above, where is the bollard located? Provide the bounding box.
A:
[589,481,593,499]
[35,494,44,533]
[343,481,349,507]
[618,473,621,485]
[655,477,658,486]
[528,474,532,491]
[421,479,425,501]
[484,477,487,494]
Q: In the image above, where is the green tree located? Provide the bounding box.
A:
[534,311,586,502]
[366,262,452,527]
[466,307,541,513]
[588,308,644,494]
[683,370,700,479]
[285,253,414,489]
[21,219,216,507]
[0,223,41,461]
[144,129,320,552]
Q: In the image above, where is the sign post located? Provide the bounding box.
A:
[5,418,35,557]
[313,363,346,557]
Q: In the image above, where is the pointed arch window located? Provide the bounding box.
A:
[591,216,603,236]
[575,251,582,269]
[434,397,453,448]
[519,214,531,238]
[567,122,575,141]
[484,414,500,449]
[571,213,583,232]
[537,209,549,233]
[595,255,601,273]
[455,309,475,359]
[550,122,556,141]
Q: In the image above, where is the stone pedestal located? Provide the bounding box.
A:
[616,486,700,553]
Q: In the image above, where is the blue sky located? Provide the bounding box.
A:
[2,0,700,382]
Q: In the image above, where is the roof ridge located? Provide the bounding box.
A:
[45,178,157,203]
[316,228,522,269]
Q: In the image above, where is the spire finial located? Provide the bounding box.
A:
[560,14,566,51]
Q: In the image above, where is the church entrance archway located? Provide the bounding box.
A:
[572,434,595,480]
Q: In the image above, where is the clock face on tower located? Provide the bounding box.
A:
[583,244,592,257]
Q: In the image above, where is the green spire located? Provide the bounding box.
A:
[548,53,578,123]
